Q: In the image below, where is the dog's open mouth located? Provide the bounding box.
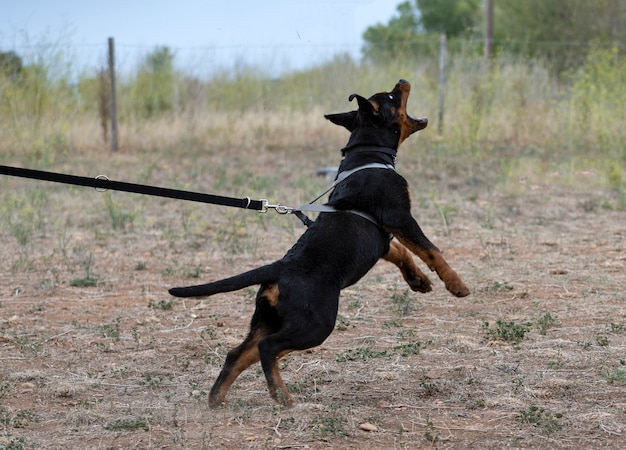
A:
[392,80,428,140]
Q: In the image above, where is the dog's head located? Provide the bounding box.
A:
[325,79,428,150]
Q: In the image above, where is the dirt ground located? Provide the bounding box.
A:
[1,147,625,449]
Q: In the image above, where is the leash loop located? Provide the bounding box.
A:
[95,174,110,192]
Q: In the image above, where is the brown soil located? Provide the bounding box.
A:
[1,147,625,449]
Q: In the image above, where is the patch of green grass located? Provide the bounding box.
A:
[0,433,26,450]
[70,275,99,287]
[103,418,149,432]
[14,335,42,355]
[148,299,175,311]
[95,318,121,339]
[482,281,514,292]
[139,373,165,390]
[517,406,563,435]
[482,320,531,345]
[394,339,433,357]
[335,347,391,363]
[0,408,39,429]
[310,411,347,441]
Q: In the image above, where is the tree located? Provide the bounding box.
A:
[362,0,480,63]
[362,1,422,63]
[416,0,480,36]
[132,46,177,117]
[495,0,626,71]
[0,51,23,81]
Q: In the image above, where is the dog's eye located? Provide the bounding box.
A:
[388,94,394,100]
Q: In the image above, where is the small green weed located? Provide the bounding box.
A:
[609,322,625,333]
[535,312,558,335]
[70,253,99,287]
[15,336,42,355]
[335,314,352,331]
[596,335,610,347]
[604,366,626,385]
[482,320,531,345]
[391,289,415,317]
[424,415,438,443]
[103,192,135,231]
[517,406,563,435]
[0,383,10,399]
[95,318,121,339]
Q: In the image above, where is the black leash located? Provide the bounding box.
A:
[0,165,265,211]
[1,160,394,228]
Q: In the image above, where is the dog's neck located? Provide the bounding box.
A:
[339,145,397,171]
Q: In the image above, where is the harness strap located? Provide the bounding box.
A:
[307,162,395,204]
[294,162,395,227]
[295,203,379,226]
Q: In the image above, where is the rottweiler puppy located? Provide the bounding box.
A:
[169,79,469,407]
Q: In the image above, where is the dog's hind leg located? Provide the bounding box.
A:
[208,284,280,407]
[258,329,332,407]
[257,286,339,406]
[383,240,432,293]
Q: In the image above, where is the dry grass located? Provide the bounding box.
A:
[1,113,625,448]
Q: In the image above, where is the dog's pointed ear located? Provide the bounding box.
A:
[348,93,376,115]
[324,111,358,131]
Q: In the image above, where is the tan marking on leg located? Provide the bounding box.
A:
[267,349,294,407]
[209,330,264,407]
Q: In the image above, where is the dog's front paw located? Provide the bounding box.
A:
[407,274,432,293]
[446,280,470,297]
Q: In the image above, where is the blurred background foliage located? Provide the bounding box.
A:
[0,0,624,193]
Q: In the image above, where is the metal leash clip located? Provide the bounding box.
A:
[260,199,293,214]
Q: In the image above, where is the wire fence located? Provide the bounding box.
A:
[4,36,624,80]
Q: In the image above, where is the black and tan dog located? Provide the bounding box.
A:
[169,79,469,407]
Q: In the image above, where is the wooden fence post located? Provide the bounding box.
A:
[108,37,119,152]
[484,0,494,66]
[438,33,447,136]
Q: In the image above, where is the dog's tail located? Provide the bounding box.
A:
[168,263,281,298]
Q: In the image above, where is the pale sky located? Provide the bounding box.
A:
[1,0,400,76]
